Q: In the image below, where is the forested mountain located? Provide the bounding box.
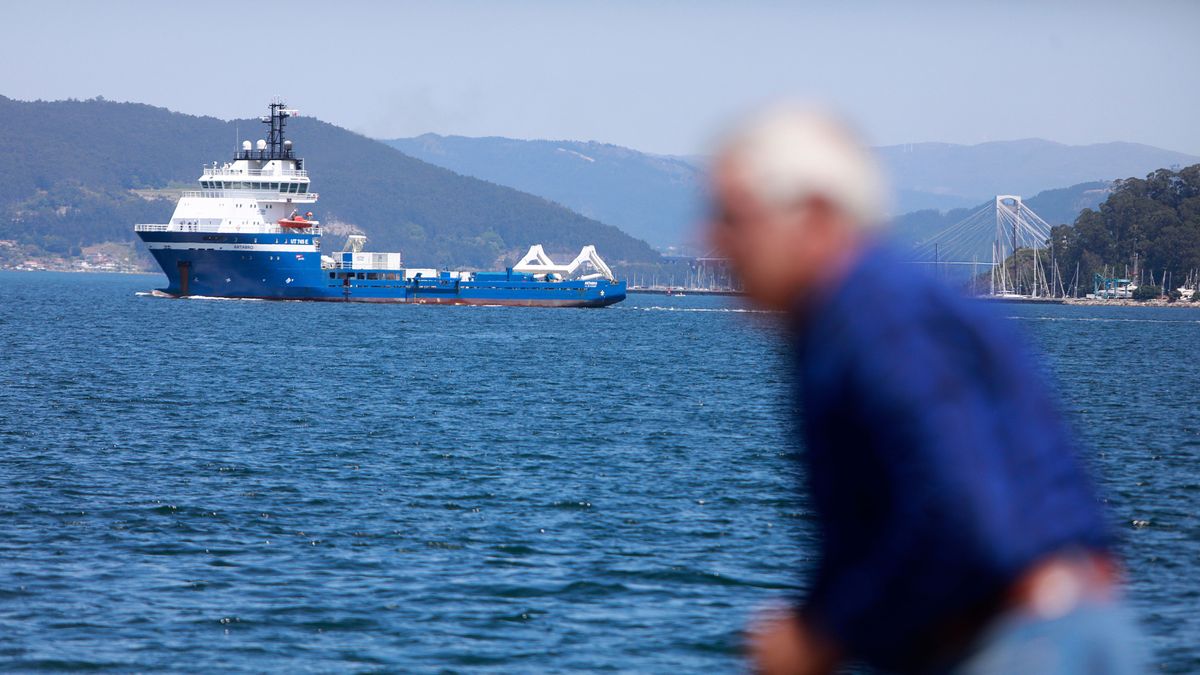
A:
[0,96,659,268]
[1047,165,1200,290]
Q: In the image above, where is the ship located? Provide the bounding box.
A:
[134,102,626,307]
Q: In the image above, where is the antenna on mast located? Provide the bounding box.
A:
[231,100,303,167]
[259,100,299,159]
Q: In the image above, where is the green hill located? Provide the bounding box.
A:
[1050,165,1200,291]
[0,96,659,268]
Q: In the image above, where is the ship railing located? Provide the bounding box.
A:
[134,223,323,235]
[180,190,319,200]
[202,167,308,178]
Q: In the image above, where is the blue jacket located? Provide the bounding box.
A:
[792,245,1110,672]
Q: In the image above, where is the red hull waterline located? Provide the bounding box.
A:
[148,290,619,307]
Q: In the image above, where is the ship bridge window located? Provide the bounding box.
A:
[288,183,299,194]
[298,184,308,194]
[278,184,288,193]
[272,182,280,190]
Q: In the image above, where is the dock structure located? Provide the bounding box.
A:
[627,287,743,297]
[627,252,742,295]
[1092,273,1135,299]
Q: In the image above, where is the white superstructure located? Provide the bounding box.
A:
[134,102,322,250]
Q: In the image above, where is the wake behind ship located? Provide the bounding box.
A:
[135,102,626,307]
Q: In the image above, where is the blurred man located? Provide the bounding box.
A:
[710,107,1142,675]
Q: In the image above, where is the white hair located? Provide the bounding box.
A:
[718,105,889,229]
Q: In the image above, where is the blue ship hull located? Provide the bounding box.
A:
[138,231,626,307]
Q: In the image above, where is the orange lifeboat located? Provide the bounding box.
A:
[279,211,316,229]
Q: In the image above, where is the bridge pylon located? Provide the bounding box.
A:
[907,194,1058,297]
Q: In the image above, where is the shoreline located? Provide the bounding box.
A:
[0,266,159,276]
[1062,298,1200,308]
[978,294,1200,308]
[628,287,743,297]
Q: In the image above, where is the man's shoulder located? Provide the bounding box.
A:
[817,245,979,329]
[802,245,1018,371]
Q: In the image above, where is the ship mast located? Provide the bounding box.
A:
[263,101,297,159]
[235,100,301,166]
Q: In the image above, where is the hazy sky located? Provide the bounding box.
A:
[2,0,1197,155]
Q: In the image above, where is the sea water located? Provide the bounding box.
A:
[0,272,1195,672]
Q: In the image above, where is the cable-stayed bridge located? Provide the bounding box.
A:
[907,195,1064,296]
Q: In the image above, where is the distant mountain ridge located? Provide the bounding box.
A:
[386,134,705,249]
[875,138,1199,212]
[5,94,1192,270]
[389,134,1199,249]
[0,96,659,269]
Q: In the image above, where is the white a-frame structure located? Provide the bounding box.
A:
[513,245,617,282]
